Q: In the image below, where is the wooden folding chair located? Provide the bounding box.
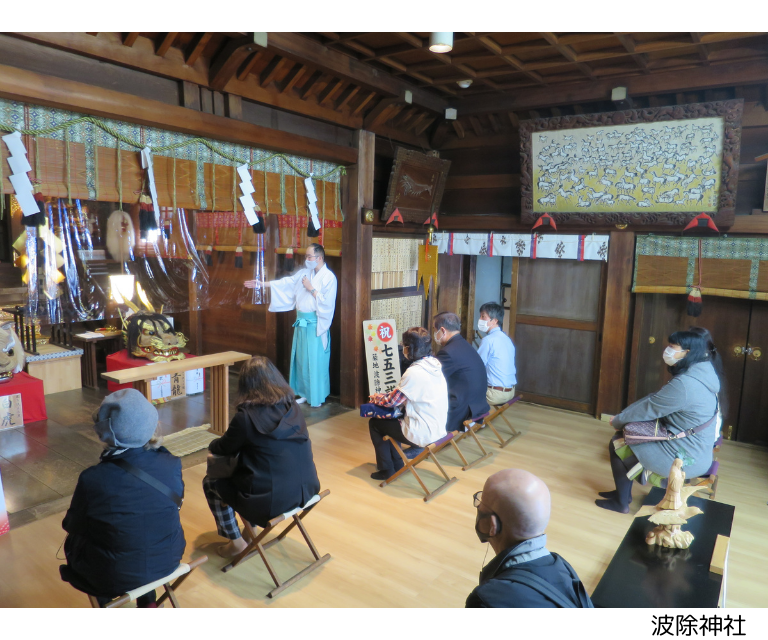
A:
[86,556,208,608]
[222,490,331,598]
[483,395,523,448]
[685,434,723,500]
[449,413,493,471]
[381,432,459,502]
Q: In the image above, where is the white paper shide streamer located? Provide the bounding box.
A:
[237,164,260,226]
[304,175,321,231]
[2,130,40,217]
[140,147,160,228]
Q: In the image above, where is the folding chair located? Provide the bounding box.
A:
[449,413,493,471]
[685,434,723,500]
[86,556,208,608]
[483,395,523,448]
[222,490,331,598]
[381,432,459,502]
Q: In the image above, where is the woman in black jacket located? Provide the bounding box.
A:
[204,356,321,557]
[60,389,185,607]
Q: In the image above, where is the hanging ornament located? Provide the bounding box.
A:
[417,244,439,298]
[532,212,557,231]
[2,130,41,220]
[386,208,403,225]
[683,212,719,233]
[305,175,321,237]
[237,164,264,234]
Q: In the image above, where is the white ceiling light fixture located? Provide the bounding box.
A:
[457,79,473,89]
[429,32,453,53]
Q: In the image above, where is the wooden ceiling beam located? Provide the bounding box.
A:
[539,32,595,79]
[414,114,437,136]
[468,115,485,137]
[457,57,768,115]
[351,90,377,116]
[209,36,255,91]
[691,33,711,66]
[392,107,420,129]
[334,83,360,110]
[155,33,178,58]
[629,32,766,53]
[236,51,263,82]
[614,33,650,73]
[452,119,465,139]
[318,79,346,106]
[407,112,429,133]
[264,32,448,112]
[185,32,212,66]
[477,35,546,85]
[278,63,306,93]
[299,70,324,99]
[258,55,285,88]
[363,97,401,129]
[507,111,519,127]
[0,63,357,165]
[364,43,416,60]
[487,113,502,133]
[123,33,140,47]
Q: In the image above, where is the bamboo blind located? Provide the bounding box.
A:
[371,295,424,336]
[371,238,423,290]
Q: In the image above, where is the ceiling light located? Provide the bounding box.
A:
[457,79,472,89]
[429,32,453,53]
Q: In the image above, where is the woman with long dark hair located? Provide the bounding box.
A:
[595,327,724,514]
[203,356,320,557]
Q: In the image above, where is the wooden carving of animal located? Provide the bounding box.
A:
[401,175,433,198]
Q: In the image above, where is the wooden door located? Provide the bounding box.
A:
[628,294,750,440]
[737,301,768,445]
[513,259,604,413]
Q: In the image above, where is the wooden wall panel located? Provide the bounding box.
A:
[517,259,602,321]
[515,324,597,404]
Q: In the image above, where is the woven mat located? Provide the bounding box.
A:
[162,424,216,457]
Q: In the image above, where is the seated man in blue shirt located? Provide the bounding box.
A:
[477,302,517,407]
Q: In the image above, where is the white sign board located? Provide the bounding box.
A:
[0,393,23,431]
[362,318,401,397]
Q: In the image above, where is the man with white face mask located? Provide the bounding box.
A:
[476,302,517,406]
[246,243,337,407]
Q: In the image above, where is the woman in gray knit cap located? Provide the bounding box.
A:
[60,389,186,607]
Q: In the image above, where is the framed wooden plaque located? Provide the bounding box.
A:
[520,99,743,227]
[382,147,451,223]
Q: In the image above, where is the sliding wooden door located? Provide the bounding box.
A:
[513,259,604,413]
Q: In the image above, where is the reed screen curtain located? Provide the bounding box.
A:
[0,99,343,219]
[633,235,768,301]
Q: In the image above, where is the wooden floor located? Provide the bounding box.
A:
[0,402,766,608]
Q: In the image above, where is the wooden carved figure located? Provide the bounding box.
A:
[635,458,705,550]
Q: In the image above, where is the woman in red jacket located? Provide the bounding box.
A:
[204,357,321,557]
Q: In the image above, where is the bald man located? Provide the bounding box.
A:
[466,469,593,608]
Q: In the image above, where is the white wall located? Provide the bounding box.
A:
[473,256,503,343]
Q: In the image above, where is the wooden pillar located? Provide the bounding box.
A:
[340,130,374,408]
[209,364,230,435]
[595,231,636,418]
[263,214,280,367]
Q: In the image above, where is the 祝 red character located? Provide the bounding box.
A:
[377,323,394,342]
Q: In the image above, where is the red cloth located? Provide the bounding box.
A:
[0,371,47,423]
[106,350,200,392]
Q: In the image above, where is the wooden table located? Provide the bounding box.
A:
[72,331,123,389]
[101,351,251,435]
[591,487,734,608]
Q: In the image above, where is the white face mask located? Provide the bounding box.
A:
[663,346,684,367]
[305,258,317,270]
[478,319,489,332]
[434,330,443,344]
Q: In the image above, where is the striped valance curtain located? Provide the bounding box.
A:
[632,235,768,301]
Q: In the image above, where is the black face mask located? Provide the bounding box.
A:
[475,511,499,543]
